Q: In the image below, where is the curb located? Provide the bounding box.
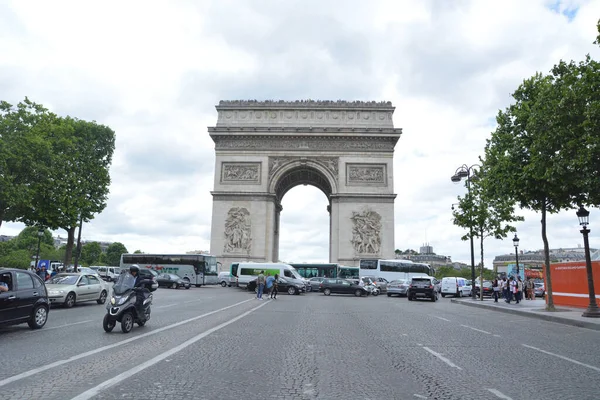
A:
[450,299,600,331]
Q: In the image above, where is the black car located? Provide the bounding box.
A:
[156,273,191,289]
[0,268,50,329]
[247,277,305,295]
[319,278,368,297]
[407,276,438,302]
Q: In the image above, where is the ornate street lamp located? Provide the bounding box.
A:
[576,206,600,318]
[35,228,44,271]
[451,164,480,299]
[513,233,520,277]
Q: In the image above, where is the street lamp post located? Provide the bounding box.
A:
[35,229,44,271]
[576,206,600,318]
[513,233,520,278]
[451,164,480,300]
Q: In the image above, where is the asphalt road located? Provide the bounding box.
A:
[1,287,599,400]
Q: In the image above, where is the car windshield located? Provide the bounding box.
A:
[168,274,180,280]
[113,273,136,295]
[48,275,78,285]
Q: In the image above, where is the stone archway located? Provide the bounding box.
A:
[208,100,402,270]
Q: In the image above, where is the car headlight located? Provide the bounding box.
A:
[110,297,116,305]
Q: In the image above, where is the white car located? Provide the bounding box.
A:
[46,273,110,308]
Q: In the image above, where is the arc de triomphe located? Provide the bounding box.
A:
[208,100,402,269]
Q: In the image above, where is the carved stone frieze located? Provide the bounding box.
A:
[346,164,386,185]
[268,156,339,180]
[213,137,397,152]
[223,207,252,254]
[221,162,261,184]
[218,100,393,107]
[350,208,382,255]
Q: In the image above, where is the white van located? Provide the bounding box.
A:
[95,266,121,282]
[441,277,472,297]
[231,262,304,288]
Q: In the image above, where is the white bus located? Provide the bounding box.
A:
[120,253,219,287]
[359,259,434,282]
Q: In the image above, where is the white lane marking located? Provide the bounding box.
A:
[488,388,513,399]
[461,324,491,335]
[493,334,501,338]
[422,347,462,370]
[434,316,450,322]
[414,394,428,399]
[402,333,409,337]
[70,300,271,400]
[154,304,177,309]
[522,344,600,373]
[0,298,253,388]
[416,343,423,346]
[26,319,92,333]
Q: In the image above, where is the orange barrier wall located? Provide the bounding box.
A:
[545,261,600,308]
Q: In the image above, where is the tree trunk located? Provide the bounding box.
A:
[480,232,484,301]
[63,226,76,267]
[541,201,555,311]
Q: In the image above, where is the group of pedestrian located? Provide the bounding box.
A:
[256,270,279,300]
[490,276,536,304]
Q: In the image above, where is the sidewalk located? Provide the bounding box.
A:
[450,297,600,331]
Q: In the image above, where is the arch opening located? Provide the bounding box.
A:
[273,165,334,203]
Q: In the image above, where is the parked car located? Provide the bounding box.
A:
[308,277,326,290]
[387,279,410,297]
[534,282,545,297]
[247,276,305,295]
[46,273,109,308]
[157,273,191,289]
[218,271,232,287]
[319,278,369,297]
[408,276,439,302]
[474,281,494,297]
[0,268,49,329]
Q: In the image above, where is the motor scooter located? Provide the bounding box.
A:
[103,273,153,333]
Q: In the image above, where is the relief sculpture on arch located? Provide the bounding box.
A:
[350,208,382,255]
[223,207,252,254]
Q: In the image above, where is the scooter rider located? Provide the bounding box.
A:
[129,265,148,317]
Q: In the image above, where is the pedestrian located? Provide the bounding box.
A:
[506,277,514,303]
[270,274,279,299]
[502,277,508,301]
[526,278,535,300]
[492,278,499,303]
[256,270,265,300]
[516,276,523,303]
[265,272,274,298]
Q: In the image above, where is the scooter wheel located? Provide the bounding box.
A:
[121,312,134,333]
[103,314,115,333]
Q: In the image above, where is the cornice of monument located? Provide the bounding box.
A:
[216,99,395,110]
[214,99,399,129]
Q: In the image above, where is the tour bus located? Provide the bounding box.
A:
[230,262,304,288]
[120,253,219,287]
[289,263,360,279]
[359,259,434,282]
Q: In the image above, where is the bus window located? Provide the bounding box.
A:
[359,259,378,270]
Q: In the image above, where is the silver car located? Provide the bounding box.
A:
[46,273,110,308]
[387,279,410,297]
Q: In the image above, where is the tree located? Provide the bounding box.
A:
[0,98,53,228]
[452,170,523,300]
[81,242,102,266]
[105,242,128,266]
[0,249,31,269]
[133,250,144,254]
[20,116,115,266]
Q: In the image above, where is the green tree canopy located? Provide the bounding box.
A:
[105,242,128,266]
[81,242,103,266]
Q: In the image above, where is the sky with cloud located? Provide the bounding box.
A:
[1,0,599,269]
